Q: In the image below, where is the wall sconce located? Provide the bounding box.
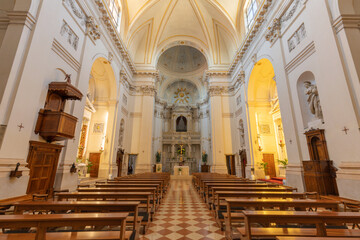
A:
[70,163,77,173]
[10,162,22,178]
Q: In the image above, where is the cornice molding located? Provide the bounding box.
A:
[94,0,136,73]
[6,10,36,30]
[333,14,360,33]
[209,85,234,97]
[229,0,274,73]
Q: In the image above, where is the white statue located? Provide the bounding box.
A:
[304,81,323,120]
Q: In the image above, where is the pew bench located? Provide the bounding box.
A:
[96,183,162,201]
[77,187,158,211]
[13,200,142,237]
[237,210,360,240]
[277,237,354,240]
[213,192,316,230]
[0,212,130,240]
[223,198,340,240]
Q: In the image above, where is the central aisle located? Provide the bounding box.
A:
[141,178,225,240]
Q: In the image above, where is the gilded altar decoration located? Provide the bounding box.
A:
[77,124,88,159]
[174,88,190,104]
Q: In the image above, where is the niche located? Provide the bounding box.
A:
[297,71,324,129]
[176,116,187,132]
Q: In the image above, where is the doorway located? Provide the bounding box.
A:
[128,154,137,175]
[262,153,276,178]
[116,148,124,177]
[247,58,288,179]
[76,57,117,178]
[240,150,247,178]
[226,155,236,175]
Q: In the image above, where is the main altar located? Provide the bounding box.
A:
[165,157,197,175]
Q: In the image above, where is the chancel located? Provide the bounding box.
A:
[0,0,360,239]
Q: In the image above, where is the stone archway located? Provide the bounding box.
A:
[247,58,288,179]
[77,57,117,179]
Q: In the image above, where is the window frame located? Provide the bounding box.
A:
[245,0,259,30]
[105,0,121,30]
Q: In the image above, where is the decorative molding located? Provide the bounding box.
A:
[285,41,315,73]
[288,23,306,52]
[222,113,234,118]
[235,108,242,117]
[264,0,307,46]
[94,0,136,73]
[229,0,274,73]
[333,15,360,33]
[52,39,81,72]
[60,20,79,50]
[130,112,142,118]
[85,16,100,41]
[265,18,281,44]
[63,0,86,20]
[121,106,128,117]
[209,85,234,97]
[280,0,302,26]
[6,11,36,30]
[139,85,156,96]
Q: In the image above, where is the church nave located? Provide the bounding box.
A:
[141,178,225,240]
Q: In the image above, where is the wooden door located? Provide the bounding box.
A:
[262,153,276,178]
[116,149,124,177]
[240,150,247,178]
[89,152,101,178]
[226,155,236,175]
[26,141,63,195]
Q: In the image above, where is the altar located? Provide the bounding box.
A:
[165,158,197,175]
[173,166,189,176]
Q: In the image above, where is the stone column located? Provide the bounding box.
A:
[209,86,227,174]
[135,85,156,173]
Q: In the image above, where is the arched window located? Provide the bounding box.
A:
[176,116,187,132]
[245,0,258,29]
[106,0,121,29]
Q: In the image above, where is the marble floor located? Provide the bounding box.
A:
[140,178,225,240]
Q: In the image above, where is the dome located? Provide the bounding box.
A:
[157,46,207,74]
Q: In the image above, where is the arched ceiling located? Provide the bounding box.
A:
[122,0,245,69]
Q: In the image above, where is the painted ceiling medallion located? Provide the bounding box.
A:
[174,88,190,104]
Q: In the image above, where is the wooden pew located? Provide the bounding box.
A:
[210,186,294,208]
[13,201,141,236]
[95,183,162,202]
[238,210,360,240]
[204,182,283,203]
[224,198,340,239]
[213,191,315,230]
[277,238,354,240]
[111,180,167,195]
[0,212,129,240]
[55,192,152,214]
[77,187,158,210]
[215,191,313,212]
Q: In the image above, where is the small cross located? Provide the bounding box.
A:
[17,123,24,132]
[342,127,349,135]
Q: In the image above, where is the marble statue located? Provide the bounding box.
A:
[304,81,323,119]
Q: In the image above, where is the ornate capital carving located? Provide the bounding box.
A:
[265,18,281,43]
[86,16,100,41]
[209,86,234,97]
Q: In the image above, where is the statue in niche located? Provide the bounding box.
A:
[239,120,245,147]
[304,81,323,120]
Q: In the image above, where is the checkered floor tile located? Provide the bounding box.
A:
[140,178,225,240]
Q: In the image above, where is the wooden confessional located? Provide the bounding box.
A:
[302,129,338,196]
